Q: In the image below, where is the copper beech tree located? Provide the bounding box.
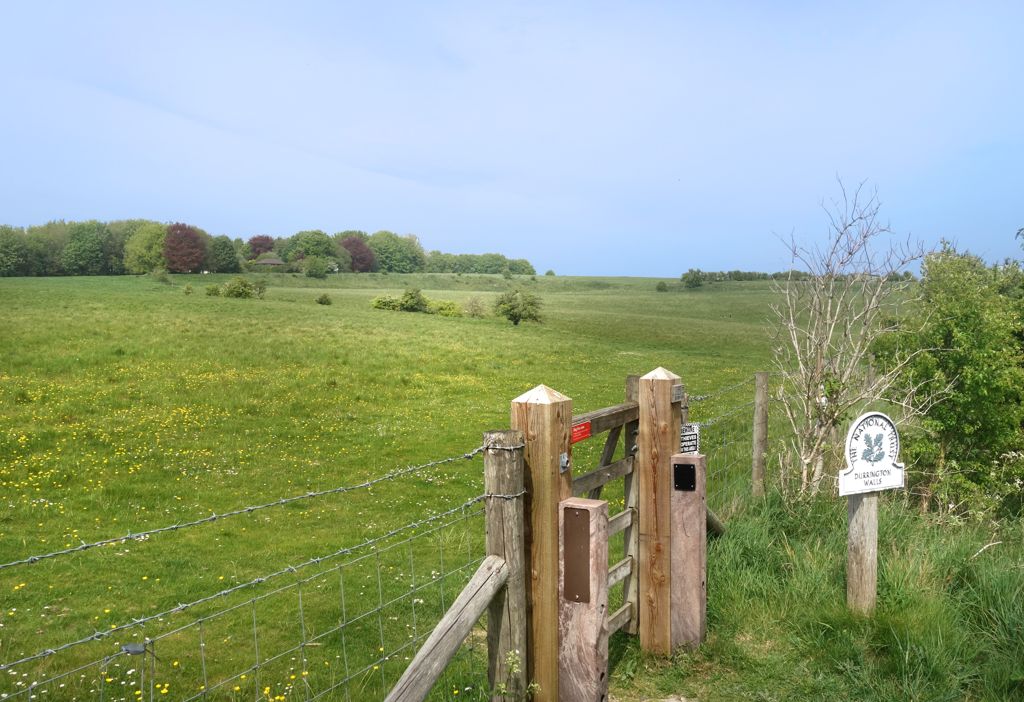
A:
[769,181,948,495]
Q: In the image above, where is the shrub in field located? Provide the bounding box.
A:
[463,296,486,318]
[304,255,330,279]
[183,284,193,295]
[150,269,171,284]
[371,288,462,317]
[430,300,462,317]
[316,293,332,305]
[494,289,542,325]
[399,288,430,312]
[205,284,221,296]
[253,279,267,299]
[545,269,555,276]
[656,281,669,292]
[371,294,402,310]
[221,276,256,298]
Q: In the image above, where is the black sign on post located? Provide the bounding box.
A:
[680,423,700,454]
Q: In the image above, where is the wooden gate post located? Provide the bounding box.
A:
[847,492,879,614]
[483,430,528,700]
[558,497,609,702]
[511,385,572,702]
[670,453,706,648]
[751,371,769,498]
[637,367,683,654]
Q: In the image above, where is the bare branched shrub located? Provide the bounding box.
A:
[769,180,949,495]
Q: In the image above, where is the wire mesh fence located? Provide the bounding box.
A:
[0,451,491,702]
[1,374,770,702]
[687,376,757,516]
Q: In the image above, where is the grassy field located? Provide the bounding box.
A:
[1,273,1021,701]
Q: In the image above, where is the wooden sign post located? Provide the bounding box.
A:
[840,412,904,614]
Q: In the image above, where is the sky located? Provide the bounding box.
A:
[1,1,1021,276]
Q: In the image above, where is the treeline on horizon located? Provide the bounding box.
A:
[0,219,537,278]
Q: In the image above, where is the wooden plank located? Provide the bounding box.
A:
[847,491,878,614]
[752,371,769,497]
[706,507,726,537]
[572,456,633,497]
[608,603,632,635]
[637,367,682,655]
[571,402,638,436]
[483,430,528,701]
[558,498,609,702]
[607,556,632,590]
[510,385,572,702]
[609,508,632,537]
[670,453,707,649]
[587,425,623,499]
[622,375,641,636]
[385,556,509,702]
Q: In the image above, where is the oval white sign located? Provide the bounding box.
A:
[839,412,904,496]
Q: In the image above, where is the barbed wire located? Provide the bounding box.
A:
[3,502,491,701]
[0,491,501,674]
[688,376,755,403]
[691,400,755,427]
[0,446,485,572]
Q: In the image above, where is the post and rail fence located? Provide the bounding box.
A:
[0,369,770,702]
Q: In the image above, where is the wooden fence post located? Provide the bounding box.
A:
[751,371,769,498]
[847,492,878,614]
[558,497,609,702]
[622,375,640,636]
[637,367,682,654]
[484,430,528,700]
[511,385,572,702]
[670,453,706,648]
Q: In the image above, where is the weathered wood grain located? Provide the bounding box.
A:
[483,430,527,700]
[751,371,769,498]
[558,497,609,702]
[622,375,641,636]
[609,507,633,537]
[637,367,682,655]
[571,402,638,436]
[385,556,509,702]
[511,385,572,702]
[671,453,706,649]
[572,456,633,497]
[847,491,878,614]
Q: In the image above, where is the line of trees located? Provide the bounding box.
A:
[679,267,916,288]
[0,221,535,278]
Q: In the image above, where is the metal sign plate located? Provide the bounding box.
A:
[839,412,904,496]
[563,507,591,603]
[673,462,697,491]
[570,421,592,444]
[680,423,700,453]
[671,384,685,403]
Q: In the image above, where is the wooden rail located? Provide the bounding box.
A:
[571,402,638,438]
[385,556,509,702]
[571,456,633,496]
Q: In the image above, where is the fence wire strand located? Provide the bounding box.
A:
[0,446,485,573]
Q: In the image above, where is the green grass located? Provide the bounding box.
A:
[0,273,1020,701]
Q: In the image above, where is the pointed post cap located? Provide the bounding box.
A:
[512,384,571,404]
[640,367,680,381]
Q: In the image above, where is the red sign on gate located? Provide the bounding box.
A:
[570,421,592,444]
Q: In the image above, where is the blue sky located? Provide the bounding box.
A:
[1,1,1021,275]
